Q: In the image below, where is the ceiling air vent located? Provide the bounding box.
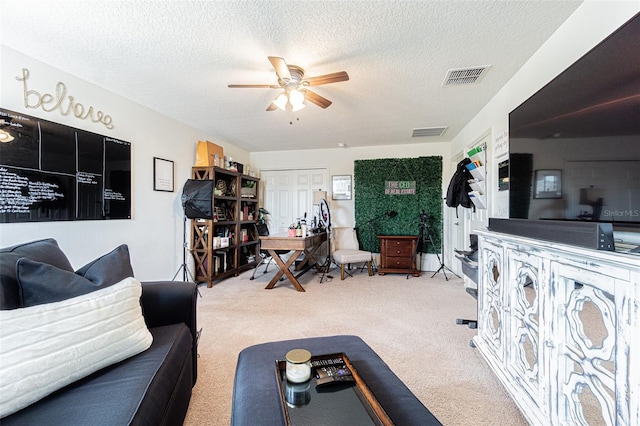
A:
[412,127,448,138]
[442,65,491,86]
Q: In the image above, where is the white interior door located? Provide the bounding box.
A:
[260,168,329,234]
[447,154,465,277]
[447,132,491,284]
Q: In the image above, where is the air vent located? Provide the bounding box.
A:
[412,127,448,137]
[442,65,491,86]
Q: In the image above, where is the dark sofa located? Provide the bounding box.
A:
[0,239,198,425]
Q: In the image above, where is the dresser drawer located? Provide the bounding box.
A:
[387,256,412,268]
[377,235,420,276]
[386,245,413,257]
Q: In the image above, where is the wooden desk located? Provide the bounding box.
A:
[259,232,328,292]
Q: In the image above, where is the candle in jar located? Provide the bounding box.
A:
[285,349,311,383]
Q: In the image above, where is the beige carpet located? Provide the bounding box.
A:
[183,265,527,426]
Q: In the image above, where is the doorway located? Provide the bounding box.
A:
[446,132,491,281]
[260,168,329,234]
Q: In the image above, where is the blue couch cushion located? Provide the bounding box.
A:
[0,239,73,310]
[17,244,134,307]
[1,323,193,426]
[75,244,134,285]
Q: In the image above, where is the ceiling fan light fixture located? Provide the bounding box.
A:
[289,89,305,106]
[273,92,288,110]
[291,102,305,112]
[229,56,348,111]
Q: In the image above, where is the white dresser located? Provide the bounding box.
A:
[474,230,639,425]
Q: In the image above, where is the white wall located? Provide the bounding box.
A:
[450,1,640,221]
[0,47,249,279]
[250,142,452,228]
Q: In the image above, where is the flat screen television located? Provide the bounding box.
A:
[508,12,640,248]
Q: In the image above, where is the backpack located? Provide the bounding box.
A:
[446,158,475,216]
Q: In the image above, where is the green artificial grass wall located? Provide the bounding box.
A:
[354,156,443,253]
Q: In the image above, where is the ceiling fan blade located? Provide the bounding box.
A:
[266,103,278,111]
[228,84,279,89]
[268,56,292,81]
[304,71,349,86]
[304,90,332,109]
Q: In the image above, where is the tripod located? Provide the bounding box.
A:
[430,217,460,281]
[354,216,380,274]
[173,213,197,283]
[319,228,338,283]
[407,213,437,279]
[317,198,339,283]
[355,211,397,274]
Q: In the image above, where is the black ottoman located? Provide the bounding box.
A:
[231,335,441,425]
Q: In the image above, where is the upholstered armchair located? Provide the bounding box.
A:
[331,227,373,280]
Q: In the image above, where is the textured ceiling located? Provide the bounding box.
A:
[1,0,583,152]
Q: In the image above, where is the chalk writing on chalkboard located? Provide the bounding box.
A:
[0,108,131,223]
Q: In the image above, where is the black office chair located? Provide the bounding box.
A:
[250,222,291,280]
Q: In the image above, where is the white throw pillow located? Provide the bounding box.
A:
[0,277,153,418]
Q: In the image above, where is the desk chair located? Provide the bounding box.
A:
[332,227,373,280]
[250,223,291,280]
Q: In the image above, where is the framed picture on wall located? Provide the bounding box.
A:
[533,169,562,199]
[332,175,352,200]
[153,157,174,192]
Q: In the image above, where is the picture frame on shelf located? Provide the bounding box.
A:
[153,157,174,192]
[215,207,227,221]
[332,175,352,200]
[533,169,562,199]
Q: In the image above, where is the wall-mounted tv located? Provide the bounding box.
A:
[508,13,640,243]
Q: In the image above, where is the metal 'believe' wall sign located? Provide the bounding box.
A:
[16,68,114,129]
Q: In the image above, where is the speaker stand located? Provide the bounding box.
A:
[173,214,200,295]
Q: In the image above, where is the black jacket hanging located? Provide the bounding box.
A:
[446,158,475,216]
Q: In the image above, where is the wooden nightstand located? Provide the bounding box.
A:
[377,236,419,276]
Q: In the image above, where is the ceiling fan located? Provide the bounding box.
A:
[228,56,349,111]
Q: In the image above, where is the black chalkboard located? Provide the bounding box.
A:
[0,108,131,222]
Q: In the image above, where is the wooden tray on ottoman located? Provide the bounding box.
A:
[274,352,393,425]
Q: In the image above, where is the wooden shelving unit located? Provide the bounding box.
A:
[190,166,260,287]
